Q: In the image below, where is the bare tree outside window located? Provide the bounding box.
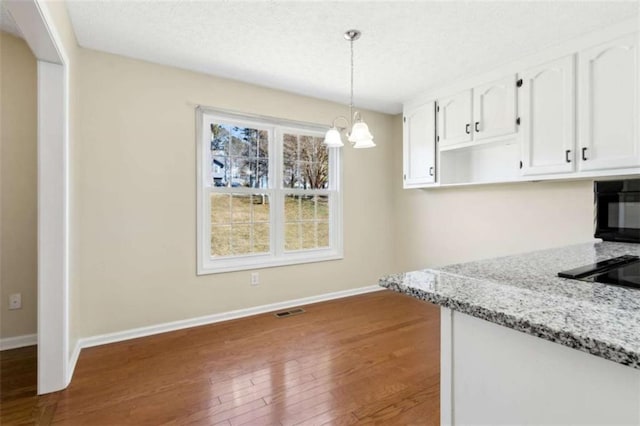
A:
[283,134,329,189]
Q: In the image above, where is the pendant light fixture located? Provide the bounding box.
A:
[324,29,375,149]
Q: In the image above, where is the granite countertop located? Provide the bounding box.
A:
[379,241,640,369]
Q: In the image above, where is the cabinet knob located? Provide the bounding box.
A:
[475,122,480,132]
[565,150,572,163]
[581,147,588,161]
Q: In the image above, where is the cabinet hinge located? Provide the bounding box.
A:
[516,78,523,87]
[403,116,406,123]
[519,161,523,169]
[436,105,440,112]
[403,174,407,180]
[516,117,521,125]
[436,135,440,142]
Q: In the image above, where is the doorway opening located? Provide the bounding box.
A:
[1,0,70,397]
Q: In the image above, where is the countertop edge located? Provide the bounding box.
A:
[379,280,640,370]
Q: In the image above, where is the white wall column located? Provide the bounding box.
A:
[37,60,68,393]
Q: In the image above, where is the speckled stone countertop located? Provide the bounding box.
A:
[379,241,640,369]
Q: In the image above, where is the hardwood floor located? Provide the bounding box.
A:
[0,290,440,425]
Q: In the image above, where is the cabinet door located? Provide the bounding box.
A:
[403,101,436,186]
[473,75,517,141]
[438,90,472,147]
[520,56,576,176]
[579,34,640,171]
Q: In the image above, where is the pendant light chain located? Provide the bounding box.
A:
[349,36,354,127]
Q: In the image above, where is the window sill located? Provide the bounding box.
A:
[197,251,344,275]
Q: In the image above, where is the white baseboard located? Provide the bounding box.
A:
[0,333,37,351]
[80,285,385,350]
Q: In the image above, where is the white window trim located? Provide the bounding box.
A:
[196,107,343,275]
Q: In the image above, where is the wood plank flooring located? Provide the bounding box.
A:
[0,290,440,425]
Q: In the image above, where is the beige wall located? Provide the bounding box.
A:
[0,31,38,338]
[42,8,598,343]
[73,49,595,339]
[391,116,595,272]
[75,48,396,337]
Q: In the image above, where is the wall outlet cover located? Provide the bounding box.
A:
[251,272,259,286]
[9,293,22,310]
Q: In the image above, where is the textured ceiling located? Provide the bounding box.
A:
[0,0,23,38]
[66,1,639,114]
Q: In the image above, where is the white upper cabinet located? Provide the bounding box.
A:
[579,33,640,171]
[473,75,517,141]
[402,19,639,189]
[438,76,517,148]
[403,100,437,187]
[520,55,576,176]
[438,90,473,147]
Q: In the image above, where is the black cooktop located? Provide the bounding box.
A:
[558,255,640,290]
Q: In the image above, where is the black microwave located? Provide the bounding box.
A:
[594,179,640,243]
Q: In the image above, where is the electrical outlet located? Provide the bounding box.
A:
[250,272,260,286]
[9,293,22,310]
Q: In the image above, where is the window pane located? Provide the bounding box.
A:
[252,194,269,222]
[285,223,300,251]
[253,223,270,253]
[301,222,316,249]
[211,225,231,256]
[299,136,329,189]
[283,134,297,164]
[300,195,315,221]
[284,193,331,252]
[318,222,329,248]
[210,124,269,188]
[211,193,270,257]
[231,224,251,255]
[283,134,298,188]
[211,193,231,224]
[283,133,328,189]
[317,195,329,221]
[231,194,252,223]
[284,195,300,222]
[251,194,270,254]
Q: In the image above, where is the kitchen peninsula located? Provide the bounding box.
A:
[381,241,640,425]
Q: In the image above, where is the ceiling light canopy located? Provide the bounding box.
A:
[324,29,375,149]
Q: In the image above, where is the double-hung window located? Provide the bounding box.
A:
[196,108,343,274]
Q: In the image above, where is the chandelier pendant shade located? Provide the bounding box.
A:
[324,29,376,149]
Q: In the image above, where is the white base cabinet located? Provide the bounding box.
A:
[441,308,640,425]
